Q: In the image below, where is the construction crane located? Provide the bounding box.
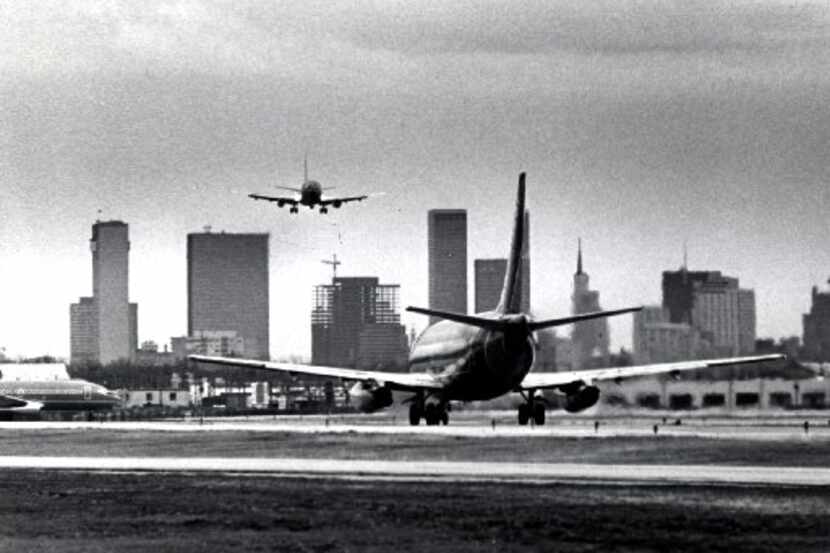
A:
[322,254,341,281]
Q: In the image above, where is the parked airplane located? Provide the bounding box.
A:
[0,379,121,414]
[249,158,369,214]
[192,172,784,425]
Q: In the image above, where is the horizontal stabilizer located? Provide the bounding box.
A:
[405,306,504,330]
[528,306,642,331]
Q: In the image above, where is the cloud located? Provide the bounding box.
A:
[337,0,830,57]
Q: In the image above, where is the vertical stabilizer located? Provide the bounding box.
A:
[495,173,526,315]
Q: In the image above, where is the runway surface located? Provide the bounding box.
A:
[2,455,830,486]
[2,415,829,441]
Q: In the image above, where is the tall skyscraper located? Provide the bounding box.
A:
[472,211,530,314]
[70,221,138,364]
[662,268,755,357]
[737,288,756,355]
[311,277,407,370]
[803,283,830,361]
[187,231,270,360]
[570,240,609,370]
[428,209,467,323]
[474,258,507,313]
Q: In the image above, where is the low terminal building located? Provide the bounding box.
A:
[122,389,192,409]
[596,376,829,410]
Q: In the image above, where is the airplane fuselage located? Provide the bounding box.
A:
[299,180,323,206]
[408,312,535,401]
[0,379,121,411]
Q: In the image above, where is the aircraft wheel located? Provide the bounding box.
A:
[425,404,438,426]
[440,411,449,425]
[290,207,298,214]
[518,404,530,425]
[533,403,546,426]
[408,403,422,426]
[320,208,328,214]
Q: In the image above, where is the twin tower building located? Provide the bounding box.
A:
[71,221,269,365]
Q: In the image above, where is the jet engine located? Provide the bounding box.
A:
[349,381,393,413]
[333,200,342,208]
[277,200,285,207]
[563,384,600,413]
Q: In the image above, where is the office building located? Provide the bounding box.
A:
[692,278,741,357]
[312,277,407,370]
[171,331,246,359]
[737,289,757,355]
[570,240,609,370]
[472,212,530,314]
[633,306,702,364]
[474,258,506,313]
[428,209,467,323]
[662,268,755,358]
[70,221,138,364]
[803,283,830,361]
[187,231,270,360]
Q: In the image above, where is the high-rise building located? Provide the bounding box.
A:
[570,240,609,370]
[737,289,756,355]
[69,297,98,364]
[803,283,830,361]
[187,231,270,360]
[633,306,701,364]
[472,212,530,314]
[474,258,506,313]
[70,221,138,364]
[428,209,467,323]
[662,268,755,358]
[312,277,407,370]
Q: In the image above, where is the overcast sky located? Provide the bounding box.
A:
[2,1,829,360]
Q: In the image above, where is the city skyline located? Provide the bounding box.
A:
[2,2,829,359]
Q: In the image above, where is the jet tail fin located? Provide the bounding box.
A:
[528,306,643,331]
[495,173,526,315]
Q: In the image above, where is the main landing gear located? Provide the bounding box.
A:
[518,389,546,426]
[289,206,299,214]
[408,394,449,426]
[319,207,328,214]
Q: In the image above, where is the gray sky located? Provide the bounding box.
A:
[2,0,829,359]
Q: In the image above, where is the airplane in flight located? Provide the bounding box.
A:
[192,173,784,425]
[0,379,121,416]
[249,158,370,214]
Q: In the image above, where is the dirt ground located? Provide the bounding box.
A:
[0,470,828,553]
[3,424,830,551]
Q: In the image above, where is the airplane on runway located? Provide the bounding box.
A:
[249,157,370,214]
[0,379,121,415]
[192,172,784,425]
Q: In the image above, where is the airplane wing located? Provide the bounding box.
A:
[518,354,786,391]
[248,193,299,206]
[0,393,43,412]
[318,195,369,207]
[188,355,444,392]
